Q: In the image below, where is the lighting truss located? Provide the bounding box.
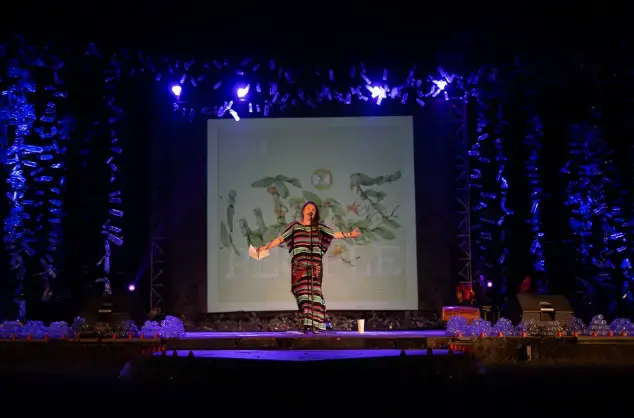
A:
[149,183,165,312]
[451,101,473,286]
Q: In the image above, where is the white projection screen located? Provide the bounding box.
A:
[207,117,417,312]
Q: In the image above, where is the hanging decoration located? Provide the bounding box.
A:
[469,79,512,295]
[1,65,37,319]
[87,43,470,119]
[94,55,125,296]
[524,115,546,275]
[563,107,631,312]
[33,69,70,302]
[492,104,512,293]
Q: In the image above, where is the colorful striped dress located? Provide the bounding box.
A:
[282,221,335,330]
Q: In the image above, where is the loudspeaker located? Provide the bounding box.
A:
[505,294,574,325]
[80,295,135,325]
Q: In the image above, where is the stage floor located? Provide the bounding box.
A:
[183,330,446,339]
[167,330,449,350]
[159,348,459,361]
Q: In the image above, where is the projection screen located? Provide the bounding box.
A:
[207,117,417,312]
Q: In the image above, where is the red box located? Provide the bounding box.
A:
[442,306,480,324]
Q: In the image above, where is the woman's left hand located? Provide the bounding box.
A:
[350,227,362,238]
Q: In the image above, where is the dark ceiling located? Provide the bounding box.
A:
[3,1,631,65]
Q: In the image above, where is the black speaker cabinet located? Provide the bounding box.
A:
[80,294,136,325]
[505,294,574,325]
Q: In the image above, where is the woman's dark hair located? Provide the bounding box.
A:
[301,201,321,225]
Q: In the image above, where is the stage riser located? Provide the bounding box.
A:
[3,337,634,381]
[126,355,480,383]
[0,343,159,378]
[165,337,451,350]
[470,339,634,365]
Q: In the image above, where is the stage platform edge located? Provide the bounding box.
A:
[166,330,450,350]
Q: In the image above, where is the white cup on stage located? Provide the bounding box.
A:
[357,319,365,334]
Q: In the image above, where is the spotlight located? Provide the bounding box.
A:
[128,284,136,292]
[486,281,493,288]
[171,85,182,98]
[237,84,250,99]
[366,85,386,105]
[433,79,447,91]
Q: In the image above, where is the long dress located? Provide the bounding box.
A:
[282,221,335,330]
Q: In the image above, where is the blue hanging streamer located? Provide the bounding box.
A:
[493,104,512,294]
[563,111,631,312]
[33,70,70,302]
[468,69,511,294]
[524,116,546,275]
[1,66,37,319]
[94,56,125,295]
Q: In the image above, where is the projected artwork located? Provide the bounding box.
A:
[208,117,418,312]
[219,170,403,267]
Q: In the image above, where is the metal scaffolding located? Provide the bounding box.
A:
[149,183,165,312]
[452,101,473,285]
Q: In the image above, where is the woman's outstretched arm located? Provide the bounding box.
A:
[257,222,296,253]
[258,236,284,252]
[333,227,362,240]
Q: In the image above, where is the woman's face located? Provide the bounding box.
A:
[303,203,317,220]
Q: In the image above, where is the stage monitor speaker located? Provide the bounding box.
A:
[80,295,135,326]
[505,294,574,325]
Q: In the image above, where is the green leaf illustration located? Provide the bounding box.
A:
[251,177,276,188]
[228,189,237,202]
[332,205,346,217]
[274,179,290,198]
[226,205,235,232]
[289,197,305,208]
[220,222,230,247]
[273,176,302,188]
[228,234,240,256]
[333,216,348,233]
[382,218,401,229]
[350,173,376,186]
[360,228,377,240]
[355,235,371,245]
[373,203,386,212]
[238,218,249,236]
[349,219,370,229]
[320,206,330,220]
[302,190,322,206]
[386,170,402,182]
[374,226,396,240]
[263,226,279,243]
[324,198,341,206]
[365,189,387,200]
[249,232,265,248]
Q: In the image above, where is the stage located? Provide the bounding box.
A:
[165,330,449,350]
[162,329,634,365]
[3,326,634,383]
[165,348,458,361]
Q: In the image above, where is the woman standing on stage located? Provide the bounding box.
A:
[257,201,361,333]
